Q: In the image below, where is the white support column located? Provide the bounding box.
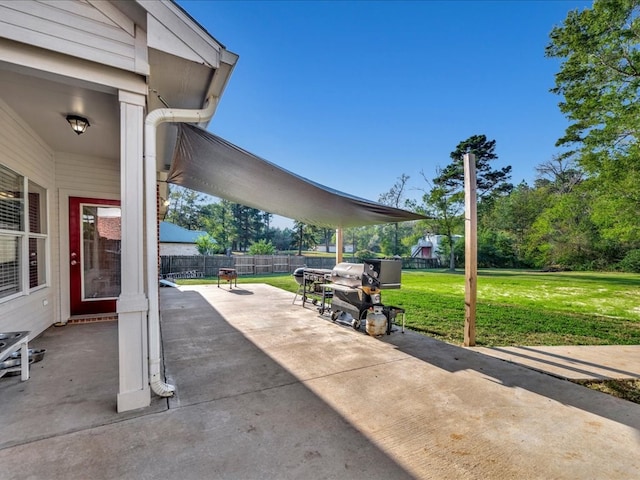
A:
[116,90,150,412]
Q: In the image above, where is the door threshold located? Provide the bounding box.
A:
[65,313,118,325]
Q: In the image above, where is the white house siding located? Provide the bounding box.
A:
[0,0,147,74]
[0,98,57,337]
[55,153,120,195]
[160,243,200,256]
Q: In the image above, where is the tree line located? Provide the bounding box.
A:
[164,1,640,273]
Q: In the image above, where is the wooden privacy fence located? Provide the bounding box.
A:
[160,255,441,278]
[161,255,306,277]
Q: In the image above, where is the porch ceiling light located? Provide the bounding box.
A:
[66,115,90,135]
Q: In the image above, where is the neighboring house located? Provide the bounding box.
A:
[411,234,462,261]
[159,221,207,256]
[0,0,422,413]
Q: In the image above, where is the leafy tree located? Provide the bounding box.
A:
[477,230,517,268]
[546,0,640,247]
[523,189,601,269]
[248,239,276,255]
[319,228,334,253]
[195,234,220,255]
[200,200,236,252]
[378,174,411,255]
[420,135,512,270]
[418,169,464,271]
[433,135,513,200]
[435,235,464,269]
[231,204,265,251]
[481,182,549,266]
[546,0,640,168]
[534,156,584,194]
[617,249,640,273]
[269,227,294,251]
[292,221,319,255]
[261,212,273,240]
[165,186,205,230]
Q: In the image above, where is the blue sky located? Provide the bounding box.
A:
[177,0,591,228]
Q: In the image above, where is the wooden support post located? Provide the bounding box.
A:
[336,228,344,264]
[464,153,477,347]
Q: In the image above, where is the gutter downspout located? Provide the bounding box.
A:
[145,96,218,397]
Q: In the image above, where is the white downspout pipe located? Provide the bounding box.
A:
[145,96,218,397]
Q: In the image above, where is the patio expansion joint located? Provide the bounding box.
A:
[0,407,171,452]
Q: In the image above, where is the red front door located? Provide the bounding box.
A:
[69,197,121,316]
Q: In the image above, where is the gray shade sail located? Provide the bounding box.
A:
[167,124,427,228]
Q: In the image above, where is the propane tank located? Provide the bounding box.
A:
[365,306,387,337]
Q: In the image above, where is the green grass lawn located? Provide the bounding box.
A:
[178,269,640,347]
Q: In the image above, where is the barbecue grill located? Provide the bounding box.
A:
[292,267,332,307]
[293,260,405,336]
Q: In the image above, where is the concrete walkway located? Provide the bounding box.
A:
[0,284,639,479]
[474,344,640,380]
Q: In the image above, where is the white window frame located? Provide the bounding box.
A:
[0,167,49,303]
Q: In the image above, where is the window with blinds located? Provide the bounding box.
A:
[0,164,47,300]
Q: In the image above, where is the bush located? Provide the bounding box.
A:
[617,249,640,273]
[248,239,276,255]
[195,234,221,255]
[354,249,375,263]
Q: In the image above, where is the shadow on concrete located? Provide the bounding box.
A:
[382,327,640,432]
[2,284,639,479]
[484,345,640,380]
[160,287,415,478]
[0,288,414,479]
[0,322,167,450]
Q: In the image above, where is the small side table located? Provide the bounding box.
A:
[0,331,30,381]
[217,268,238,289]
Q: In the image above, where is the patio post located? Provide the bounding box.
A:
[116,91,150,412]
[463,153,477,347]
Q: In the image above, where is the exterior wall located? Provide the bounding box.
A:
[0,0,148,74]
[56,152,120,194]
[160,243,200,256]
[55,152,120,323]
[0,97,57,337]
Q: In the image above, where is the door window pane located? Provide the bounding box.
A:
[82,206,121,299]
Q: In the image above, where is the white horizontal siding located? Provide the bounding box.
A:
[160,243,199,256]
[0,0,140,73]
[55,153,120,195]
[0,98,58,338]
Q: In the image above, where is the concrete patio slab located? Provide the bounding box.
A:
[0,283,639,479]
[0,322,166,450]
[473,345,640,380]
